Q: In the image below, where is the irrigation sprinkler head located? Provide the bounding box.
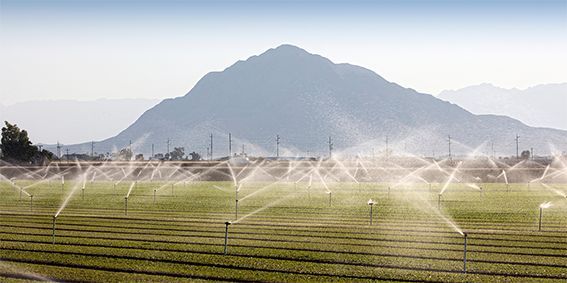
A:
[539,201,552,209]
[367,199,375,206]
[225,221,232,226]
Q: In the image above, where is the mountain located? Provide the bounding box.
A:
[0,99,160,145]
[53,45,567,157]
[438,83,567,131]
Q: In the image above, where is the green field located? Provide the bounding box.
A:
[1,181,566,282]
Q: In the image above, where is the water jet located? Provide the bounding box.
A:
[539,202,552,231]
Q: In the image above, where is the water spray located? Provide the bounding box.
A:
[61,176,65,191]
[223,221,231,255]
[539,202,552,231]
[463,232,468,273]
[368,199,375,225]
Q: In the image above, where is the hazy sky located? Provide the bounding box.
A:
[1,0,566,105]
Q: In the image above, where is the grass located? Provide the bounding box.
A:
[0,180,566,282]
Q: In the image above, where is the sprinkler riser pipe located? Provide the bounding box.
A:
[124,197,128,215]
[235,199,239,220]
[52,216,57,244]
[463,233,468,273]
[369,205,373,225]
[223,222,231,255]
[538,207,543,231]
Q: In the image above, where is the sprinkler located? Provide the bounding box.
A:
[438,194,442,209]
[171,184,174,196]
[124,197,128,215]
[61,176,65,191]
[388,186,391,198]
[463,232,468,273]
[153,189,157,204]
[235,199,239,220]
[82,188,85,201]
[223,221,232,255]
[539,202,552,231]
[327,191,332,207]
[52,216,57,244]
[368,199,375,225]
[29,195,33,212]
[538,207,543,231]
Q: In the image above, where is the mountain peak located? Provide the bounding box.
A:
[264,44,309,55]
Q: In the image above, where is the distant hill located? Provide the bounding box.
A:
[439,83,567,131]
[52,45,567,157]
[0,99,160,145]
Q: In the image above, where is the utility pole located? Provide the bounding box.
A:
[166,138,171,155]
[530,147,534,160]
[328,136,333,159]
[56,142,61,158]
[210,134,213,161]
[448,135,452,161]
[66,148,70,163]
[151,143,154,158]
[91,141,94,158]
[228,133,232,157]
[515,134,520,159]
[491,141,495,159]
[276,134,280,158]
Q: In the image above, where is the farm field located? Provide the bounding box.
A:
[0,180,566,282]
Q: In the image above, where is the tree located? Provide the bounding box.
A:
[169,147,185,161]
[520,150,530,160]
[188,151,201,161]
[116,148,133,161]
[0,121,45,163]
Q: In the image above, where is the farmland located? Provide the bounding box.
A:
[1,175,566,282]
